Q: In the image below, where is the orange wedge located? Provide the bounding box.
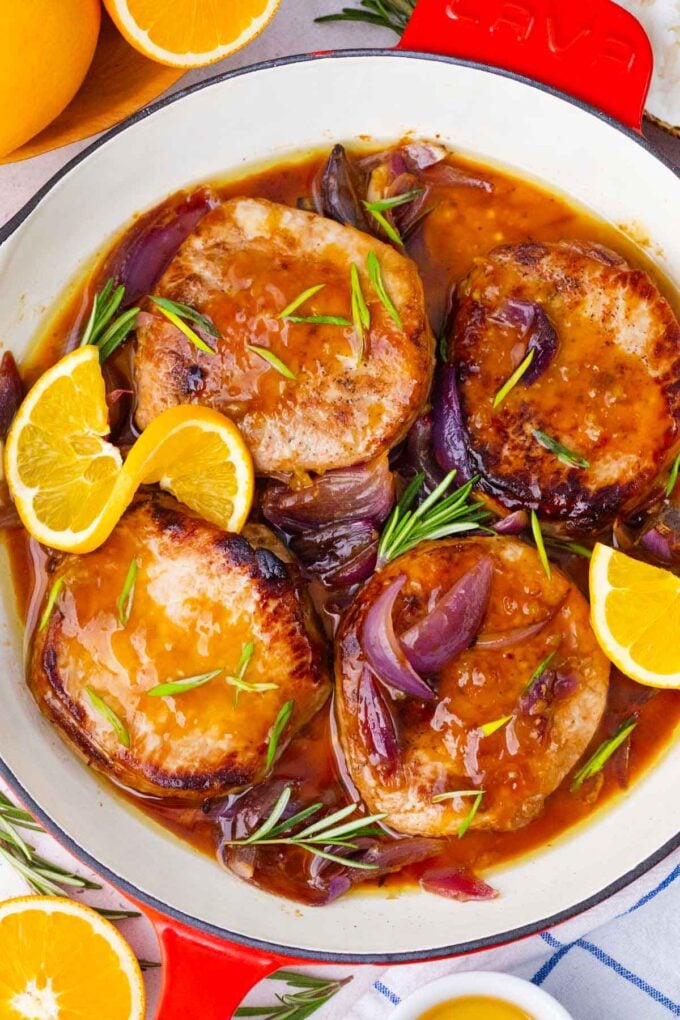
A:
[0,896,144,1019]
[5,345,254,553]
[103,0,281,68]
[589,543,680,688]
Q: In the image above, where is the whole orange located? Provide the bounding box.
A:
[0,0,101,158]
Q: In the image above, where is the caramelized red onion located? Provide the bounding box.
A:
[432,363,472,483]
[490,298,558,384]
[638,527,674,562]
[362,576,436,700]
[492,510,528,535]
[519,667,578,715]
[420,866,498,901]
[102,187,219,305]
[290,520,378,587]
[358,669,400,772]
[475,616,552,650]
[400,558,493,675]
[0,352,23,439]
[317,144,372,232]
[262,455,394,532]
[307,836,445,904]
[404,415,445,492]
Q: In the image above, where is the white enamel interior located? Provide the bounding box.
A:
[0,53,678,958]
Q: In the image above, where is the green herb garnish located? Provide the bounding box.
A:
[457,791,484,839]
[278,284,326,319]
[665,452,680,497]
[571,717,637,791]
[362,204,404,247]
[433,789,485,804]
[493,349,535,408]
[150,296,217,354]
[38,577,64,632]
[522,650,557,694]
[530,509,551,580]
[79,279,141,362]
[364,188,424,212]
[479,714,512,737]
[283,315,352,327]
[224,785,387,871]
[226,641,277,701]
[247,344,297,380]
[533,430,589,469]
[377,469,490,566]
[367,251,402,329]
[146,668,223,698]
[97,908,142,920]
[315,0,415,34]
[117,557,138,627]
[350,263,370,364]
[85,688,130,748]
[235,970,352,1019]
[545,537,593,560]
[266,700,295,768]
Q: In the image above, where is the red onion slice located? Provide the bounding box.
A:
[489,298,558,385]
[290,520,378,587]
[405,415,445,492]
[432,363,472,483]
[421,866,499,901]
[318,144,372,233]
[0,352,23,439]
[400,558,493,675]
[492,510,528,535]
[358,669,400,772]
[362,576,436,701]
[263,455,394,532]
[475,616,553,650]
[420,163,494,192]
[639,526,674,562]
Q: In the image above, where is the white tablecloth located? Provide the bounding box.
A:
[1,3,678,1017]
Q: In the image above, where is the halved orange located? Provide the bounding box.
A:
[103,0,281,68]
[0,896,144,1019]
[590,543,680,688]
[5,345,254,553]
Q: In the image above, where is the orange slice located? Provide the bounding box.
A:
[103,0,281,68]
[589,543,680,688]
[5,345,254,553]
[0,896,144,1019]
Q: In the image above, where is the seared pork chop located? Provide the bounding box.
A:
[29,498,330,798]
[453,241,680,528]
[335,537,609,835]
[134,198,434,476]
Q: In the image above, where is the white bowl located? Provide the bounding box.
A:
[390,971,573,1019]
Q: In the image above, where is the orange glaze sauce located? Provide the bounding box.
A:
[5,144,680,899]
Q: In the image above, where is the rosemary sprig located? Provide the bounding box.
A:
[533,430,589,469]
[433,789,484,804]
[224,785,387,870]
[80,279,140,361]
[278,284,326,319]
[283,315,351,327]
[38,577,64,632]
[266,700,295,768]
[367,251,402,329]
[247,344,297,380]
[665,451,680,497]
[150,296,216,354]
[117,557,138,627]
[226,641,277,702]
[571,717,637,791]
[377,469,490,566]
[545,537,593,560]
[364,188,424,212]
[479,714,512,737]
[235,970,352,1019]
[86,688,130,748]
[350,263,370,364]
[493,350,534,408]
[315,0,415,34]
[457,791,484,838]
[97,907,141,920]
[522,650,557,694]
[530,509,551,580]
[362,203,404,247]
[147,668,223,698]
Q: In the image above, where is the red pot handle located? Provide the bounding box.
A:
[398,0,653,131]
[147,908,309,1020]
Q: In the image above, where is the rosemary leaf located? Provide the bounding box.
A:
[245,787,292,844]
[146,668,223,698]
[433,789,484,803]
[266,700,295,768]
[479,714,512,737]
[363,205,404,247]
[665,451,680,497]
[571,717,637,791]
[363,188,424,212]
[493,349,534,408]
[149,296,220,338]
[247,344,297,380]
[279,284,326,319]
[545,537,593,560]
[533,430,589,469]
[150,298,216,354]
[522,650,557,694]
[80,278,136,355]
[117,557,138,627]
[530,509,551,580]
[283,315,351,327]
[96,908,141,920]
[350,263,370,364]
[457,791,484,838]
[38,577,64,632]
[86,688,130,748]
[367,251,402,329]
[96,307,141,362]
[315,0,415,33]
[139,960,162,971]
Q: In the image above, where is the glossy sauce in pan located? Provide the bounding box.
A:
[5,146,680,900]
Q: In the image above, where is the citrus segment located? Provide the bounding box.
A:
[0,896,144,1020]
[589,543,680,688]
[103,0,281,68]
